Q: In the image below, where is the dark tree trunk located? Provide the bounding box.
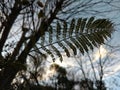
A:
[0,65,19,90]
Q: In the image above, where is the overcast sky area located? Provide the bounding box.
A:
[1,0,120,89]
[11,0,120,89]
[16,0,120,89]
[44,0,120,90]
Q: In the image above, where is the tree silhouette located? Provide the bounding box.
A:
[0,0,114,89]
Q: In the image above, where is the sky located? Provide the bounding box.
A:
[41,0,120,89]
[9,1,120,90]
[1,0,120,89]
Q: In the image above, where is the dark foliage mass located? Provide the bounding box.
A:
[12,64,106,90]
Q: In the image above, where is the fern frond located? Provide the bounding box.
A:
[63,21,68,38]
[64,40,77,55]
[36,17,114,62]
[87,34,98,47]
[77,37,89,53]
[33,45,47,58]
[56,22,71,57]
[69,18,75,36]
[75,18,82,34]
[58,42,70,57]
[86,17,94,33]
[57,21,61,36]
[51,45,63,62]
[80,18,87,33]
[70,38,84,54]
[79,35,94,50]
[42,46,55,61]
[48,25,63,61]
[48,26,53,44]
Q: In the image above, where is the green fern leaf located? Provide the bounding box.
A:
[42,46,55,61]
[92,33,104,44]
[49,25,64,60]
[87,34,98,47]
[63,21,68,38]
[57,21,61,35]
[76,18,82,34]
[86,17,94,33]
[58,42,70,57]
[79,35,94,50]
[80,18,87,33]
[65,40,77,55]
[48,26,53,44]
[69,18,75,36]
[77,37,89,53]
[33,45,47,58]
[51,45,63,62]
[71,38,84,55]
[36,17,114,62]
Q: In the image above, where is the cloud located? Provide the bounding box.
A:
[94,45,107,61]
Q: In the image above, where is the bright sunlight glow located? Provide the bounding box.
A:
[94,45,107,61]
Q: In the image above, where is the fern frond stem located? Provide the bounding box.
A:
[31,33,81,52]
[87,53,97,80]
